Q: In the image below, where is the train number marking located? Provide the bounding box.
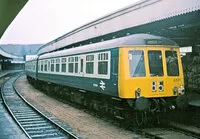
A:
[173,78,180,82]
[99,80,106,90]
[152,81,156,92]
[152,81,164,92]
[158,81,164,92]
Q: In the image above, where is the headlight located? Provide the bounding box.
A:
[178,85,185,95]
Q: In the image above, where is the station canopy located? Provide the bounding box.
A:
[0,0,27,39]
[37,0,200,55]
[0,47,22,60]
[0,0,27,60]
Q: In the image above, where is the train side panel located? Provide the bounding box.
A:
[37,48,119,97]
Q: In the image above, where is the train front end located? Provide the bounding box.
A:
[118,43,186,112]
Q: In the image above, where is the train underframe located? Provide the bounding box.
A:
[27,76,178,127]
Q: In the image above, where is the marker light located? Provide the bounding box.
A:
[137,88,141,93]
[178,85,185,95]
[173,87,178,95]
[135,88,141,98]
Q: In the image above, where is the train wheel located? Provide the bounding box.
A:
[135,111,147,126]
[70,92,74,102]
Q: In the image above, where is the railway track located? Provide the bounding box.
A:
[135,126,200,139]
[43,92,200,139]
[53,92,200,139]
[9,73,200,139]
[1,74,79,139]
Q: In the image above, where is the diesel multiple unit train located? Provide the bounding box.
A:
[25,34,185,126]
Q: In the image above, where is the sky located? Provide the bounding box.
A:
[0,0,141,44]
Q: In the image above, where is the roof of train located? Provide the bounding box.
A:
[36,34,178,60]
[26,34,178,62]
[25,55,38,61]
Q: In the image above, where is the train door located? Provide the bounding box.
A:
[79,55,85,77]
[47,60,51,79]
[36,56,40,78]
[147,50,166,97]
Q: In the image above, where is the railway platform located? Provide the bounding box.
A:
[189,99,200,107]
[0,104,27,139]
[188,92,200,107]
[0,70,27,139]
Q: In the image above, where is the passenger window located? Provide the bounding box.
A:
[61,58,66,72]
[86,55,94,74]
[98,53,108,75]
[41,61,44,71]
[56,59,60,72]
[75,57,78,73]
[68,57,74,73]
[51,59,54,72]
[48,61,50,71]
[44,60,48,71]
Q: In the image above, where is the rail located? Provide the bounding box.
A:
[1,73,80,139]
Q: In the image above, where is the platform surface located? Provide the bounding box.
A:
[187,91,200,107]
[0,104,27,139]
[189,99,200,107]
[0,71,27,139]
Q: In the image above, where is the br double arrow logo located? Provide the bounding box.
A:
[99,80,106,90]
